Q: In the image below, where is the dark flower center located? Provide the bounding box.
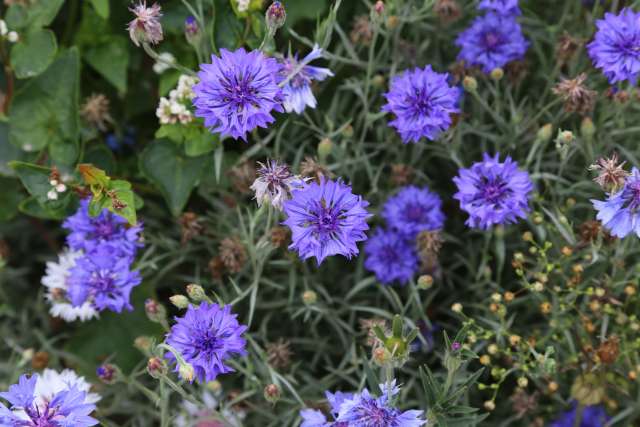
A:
[26,403,58,427]
[221,72,259,110]
[310,200,341,237]
[480,178,509,204]
[484,31,501,49]
[624,180,640,210]
[94,219,116,239]
[89,270,117,297]
[405,203,425,222]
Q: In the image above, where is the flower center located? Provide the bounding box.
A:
[480,179,508,204]
[484,31,501,49]
[90,270,117,296]
[625,180,640,210]
[405,203,425,222]
[94,220,116,239]
[311,200,340,236]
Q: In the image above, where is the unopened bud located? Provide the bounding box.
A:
[266,1,286,33]
[184,16,199,42]
[179,363,195,382]
[484,400,496,411]
[264,383,281,403]
[186,284,206,302]
[581,117,595,140]
[145,298,167,323]
[463,76,478,92]
[451,302,463,313]
[490,68,504,81]
[417,275,433,289]
[134,336,152,353]
[170,294,190,309]
[96,364,118,384]
[537,123,553,143]
[517,377,529,388]
[318,138,333,161]
[386,15,399,30]
[372,347,391,366]
[147,357,167,378]
[372,74,385,87]
[302,290,317,305]
[7,31,18,43]
[374,1,385,14]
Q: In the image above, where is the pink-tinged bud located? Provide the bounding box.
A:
[96,364,118,384]
[266,1,286,32]
[264,383,281,403]
[374,1,385,14]
[128,2,164,47]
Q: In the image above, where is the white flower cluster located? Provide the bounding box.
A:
[156,74,198,125]
[46,177,68,201]
[236,0,250,13]
[35,369,101,405]
[0,19,19,43]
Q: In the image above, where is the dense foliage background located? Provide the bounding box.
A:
[2,0,640,425]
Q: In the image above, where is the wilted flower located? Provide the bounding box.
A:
[270,226,290,248]
[453,153,534,229]
[280,45,334,114]
[382,65,460,143]
[455,13,529,73]
[382,186,445,238]
[250,159,304,210]
[589,153,629,193]
[588,8,640,84]
[228,160,257,194]
[283,179,371,265]
[193,48,283,141]
[552,73,597,115]
[165,302,248,383]
[178,212,203,245]
[300,156,332,182]
[434,0,462,25]
[592,167,640,238]
[219,237,247,274]
[81,94,113,131]
[364,228,419,285]
[478,0,521,15]
[350,15,373,45]
[128,1,163,47]
[390,164,414,187]
[359,318,389,346]
[556,32,581,65]
[266,339,293,370]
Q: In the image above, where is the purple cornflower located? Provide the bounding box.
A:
[455,12,528,73]
[364,228,419,285]
[67,243,141,313]
[281,45,334,114]
[381,65,460,143]
[63,198,143,258]
[193,48,284,141]
[478,0,521,15]
[250,159,305,210]
[128,1,163,47]
[550,403,609,427]
[587,8,640,85]
[283,179,371,265]
[592,167,640,238]
[382,186,445,238]
[453,153,533,229]
[300,391,353,427]
[165,302,248,383]
[0,374,98,427]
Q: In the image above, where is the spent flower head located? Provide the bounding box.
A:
[128,1,163,47]
[589,153,629,193]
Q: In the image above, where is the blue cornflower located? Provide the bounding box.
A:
[382,65,460,143]
[364,228,419,285]
[283,179,371,265]
[281,45,334,114]
[592,167,640,238]
[0,374,98,427]
[193,48,284,141]
[550,403,609,427]
[300,391,353,427]
[453,153,533,229]
[63,198,143,258]
[455,12,528,73]
[382,186,445,238]
[165,302,248,383]
[478,0,521,15]
[67,243,142,313]
[587,8,640,85]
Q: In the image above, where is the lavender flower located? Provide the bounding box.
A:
[364,228,419,285]
[165,302,248,383]
[453,153,533,229]
[478,0,521,15]
[250,159,305,210]
[63,199,142,258]
[592,167,640,238]
[193,48,284,141]
[67,243,141,313]
[282,179,371,265]
[128,1,163,47]
[382,186,445,237]
[455,12,528,73]
[587,8,640,84]
[550,403,609,427]
[281,45,334,114]
[0,373,98,426]
[381,66,460,143]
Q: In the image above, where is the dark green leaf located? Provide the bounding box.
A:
[0,178,24,221]
[82,143,116,175]
[10,29,57,79]
[90,0,110,19]
[83,36,129,93]
[25,0,65,28]
[18,196,70,220]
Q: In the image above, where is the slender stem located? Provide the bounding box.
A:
[142,43,197,76]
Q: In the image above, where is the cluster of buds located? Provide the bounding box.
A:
[156,74,197,125]
[0,19,19,43]
[170,283,209,310]
[47,168,67,201]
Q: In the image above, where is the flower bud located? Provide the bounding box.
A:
[417,275,433,289]
[7,31,18,43]
[318,138,333,161]
[147,357,167,379]
[372,347,391,366]
[266,1,286,33]
[490,68,504,81]
[517,377,528,388]
[536,123,553,143]
[170,294,190,309]
[96,364,118,384]
[451,302,463,313]
[463,76,477,92]
[581,117,595,140]
[264,383,281,403]
[374,1,385,15]
[134,336,152,353]
[186,284,207,302]
[184,16,199,43]
[145,298,167,323]
[484,400,495,411]
[179,363,195,382]
[302,290,317,305]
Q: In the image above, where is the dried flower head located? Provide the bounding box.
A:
[510,389,539,418]
[208,256,225,281]
[589,153,629,193]
[250,160,304,210]
[228,161,257,194]
[266,338,293,370]
[434,0,462,25]
[81,94,113,131]
[596,336,619,364]
[390,164,414,187]
[552,73,597,115]
[270,226,290,248]
[417,229,444,272]
[555,32,582,65]
[128,1,163,47]
[350,15,373,45]
[178,212,203,245]
[218,237,247,274]
[299,156,332,182]
[359,318,389,347]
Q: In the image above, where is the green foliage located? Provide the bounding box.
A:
[10,29,57,79]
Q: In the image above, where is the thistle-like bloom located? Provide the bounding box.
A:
[592,167,640,238]
[63,199,143,258]
[128,1,163,47]
[382,186,445,237]
[552,73,597,115]
[455,12,529,73]
[42,249,98,322]
[589,153,629,193]
[587,9,640,84]
[453,153,534,229]
[250,159,305,210]
[550,403,609,427]
[68,243,141,313]
[81,94,113,131]
[336,385,426,426]
[364,228,419,285]
[165,303,248,383]
[282,179,371,265]
[478,0,521,15]
[281,45,334,114]
[381,66,460,143]
[0,373,98,427]
[193,48,284,141]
